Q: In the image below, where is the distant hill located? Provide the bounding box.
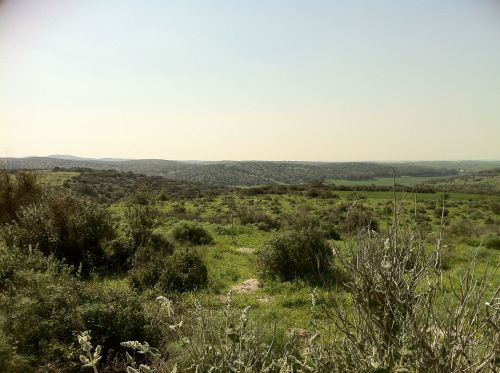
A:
[2,156,497,186]
[49,154,131,162]
[62,169,222,203]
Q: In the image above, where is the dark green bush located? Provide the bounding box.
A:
[103,235,136,271]
[258,229,333,281]
[320,224,341,240]
[0,247,82,370]
[0,246,158,369]
[171,221,214,245]
[0,171,42,224]
[129,232,176,290]
[131,243,208,293]
[486,236,500,250]
[79,287,156,358]
[157,248,208,292]
[123,195,161,248]
[2,191,116,274]
[107,231,174,273]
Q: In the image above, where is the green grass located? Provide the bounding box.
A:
[101,176,500,336]
[36,170,80,186]
[327,176,441,186]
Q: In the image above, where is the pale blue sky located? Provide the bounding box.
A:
[1,0,499,160]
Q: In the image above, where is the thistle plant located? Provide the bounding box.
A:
[77,331,102,373]
[120,340,162,373]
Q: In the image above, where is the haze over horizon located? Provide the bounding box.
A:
[1,1,499,161]
[5,154,500,164]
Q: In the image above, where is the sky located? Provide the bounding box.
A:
[1,0,499,161]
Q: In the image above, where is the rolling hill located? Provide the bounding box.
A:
[2,156,495,186]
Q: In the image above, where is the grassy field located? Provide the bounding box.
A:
[104,176,500,335]
[2,169,499,370]
[37,169,80,186]
[327,176,441,186]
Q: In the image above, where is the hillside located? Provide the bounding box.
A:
[1,156,487,186]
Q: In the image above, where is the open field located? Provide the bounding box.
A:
[328,176,441,186]
[1,168,499,371]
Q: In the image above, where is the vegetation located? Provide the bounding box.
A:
[258,228,333,281]
[2,157,471,186]
[171,220,214,245]
[0,169,498,372]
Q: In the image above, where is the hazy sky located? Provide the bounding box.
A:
[1,1,499,161]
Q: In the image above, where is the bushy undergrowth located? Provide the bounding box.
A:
[79,287,157,360]
[171,220,214,245]
[2,191,115,274]
[1,171,499,372]
[156,248,208,293]
[486,236,500,250]
[0,171,42,224]
[0,247,82,371]
[258,228,334,282]
[131,246,208,293]
[341,207,378,233]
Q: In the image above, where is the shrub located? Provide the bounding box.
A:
[79,287,156,359]
[486,236,500,250]
[131,245,207,293]
[326,224,500,372]
[171,221,214,245]
[129,233,176,290]
[103,234,136,271]
[157,248,208,292]
[281,205,320,230]
[123,195,161,248]
[258,229,333,281]
[2,191,116,274]
[341,208,378,233]
[0,171,42,224]
[0,246,83,369]
[320,224,341,240]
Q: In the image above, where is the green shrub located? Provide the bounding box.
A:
[103,234,136,271]
[320,224,341,240]
[128,236,174,290]
[123,195,161,248]
[0,247,82,369]
[486,236,500,250]
[0,171,42,224]
[171,221,214,245]
[79,287,156,358]
[157,248,208,292]
[2,191,116,274]
[131,243,207,293]
[258,229,333,281]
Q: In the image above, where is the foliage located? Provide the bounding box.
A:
[63,168,222,203]
[324,225,500,372]
[123,194,161,248]
[341,207,378,233]
[0,171,42,224]
[79,287,155,359]
[258,228,333,282]
[171,220,214,245]
[77,331,102,373]
[129,233,176,291]
[156,248,208,293]
[486,236,500,250]
[0,246,82,370]
[2,191,116,274]
[131,246,208,293]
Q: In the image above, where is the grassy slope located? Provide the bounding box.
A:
[44,170,500,336]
